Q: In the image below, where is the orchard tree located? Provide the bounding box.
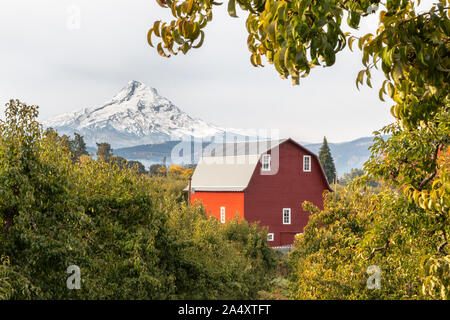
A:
[0,100,42,236]
[318,136,337,184]
[340,168,364,185]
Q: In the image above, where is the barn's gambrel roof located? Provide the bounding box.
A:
[186,138,332,192]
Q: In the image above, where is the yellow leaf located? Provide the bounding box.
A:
[157,43,170,57]
[147,28,154,47]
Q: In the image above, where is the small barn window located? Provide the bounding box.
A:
[261,154,271,171]
[283,208,291,225]
[303,155,311,172]
[267,233,274,242]
[220,206,226,223]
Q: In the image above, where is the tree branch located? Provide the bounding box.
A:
[364,239,390,260]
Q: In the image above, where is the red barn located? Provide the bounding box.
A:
[187,138,332,247]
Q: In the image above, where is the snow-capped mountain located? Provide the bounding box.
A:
[43,81,226,147]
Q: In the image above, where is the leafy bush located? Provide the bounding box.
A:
[288,182,449,299]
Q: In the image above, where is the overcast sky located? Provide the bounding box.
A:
[0,0,395,143]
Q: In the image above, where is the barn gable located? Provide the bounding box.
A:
[187,138,331,192]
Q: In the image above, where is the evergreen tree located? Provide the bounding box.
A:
[71,133,88,161]
[58,133,88,162]
[318,137,337,184]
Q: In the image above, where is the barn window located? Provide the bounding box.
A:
[267,233,274,242]
[261,154,271,171]
[220,206,226,223]
[303,155,311,172]
[283,208,291,225]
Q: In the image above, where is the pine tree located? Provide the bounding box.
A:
[318,136,337,184]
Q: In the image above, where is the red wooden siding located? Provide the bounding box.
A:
[243,140,329,247]
[191,191,245,222]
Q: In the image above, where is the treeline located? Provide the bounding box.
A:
[61,135,193,179]
[0,100,276,299]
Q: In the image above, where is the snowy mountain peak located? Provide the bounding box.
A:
[43,81,224,148]
[110,80,159,104]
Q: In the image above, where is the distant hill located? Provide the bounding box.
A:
[108,136,384,176]
[305,136,382,176]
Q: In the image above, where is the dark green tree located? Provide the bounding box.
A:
[127,160,147,175]
[318,137,337,185]
[71,133,88,161]
[55,132,88,162]
[149,164,167,177]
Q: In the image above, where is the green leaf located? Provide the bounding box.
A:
[228,0,238,18]
[348,37,355,52]
[172,29,185,45]
[192,30,205,48]
[392,62,403,83]
[387,82,395,98]
[356,70,365,89]
[153,21,161,37]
